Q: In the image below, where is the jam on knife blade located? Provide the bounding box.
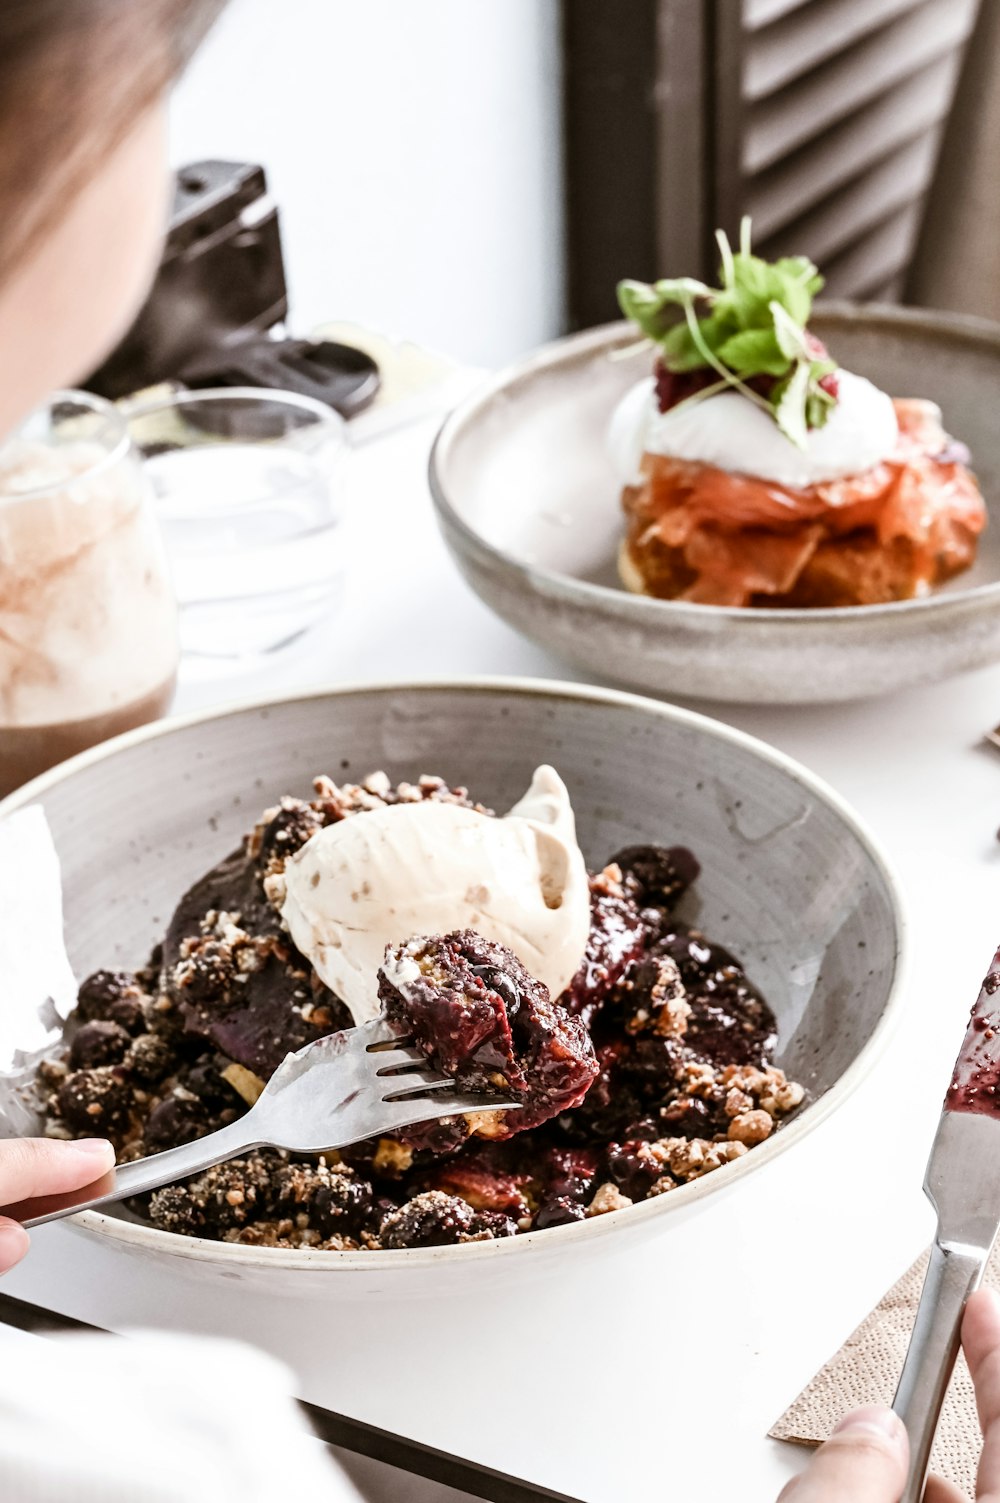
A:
[945,947,1000,1117]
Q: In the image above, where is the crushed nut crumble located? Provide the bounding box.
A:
[586,1182,633,1216]
[34,773,804,1251]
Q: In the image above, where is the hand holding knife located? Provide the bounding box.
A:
[894,946,1000,1501]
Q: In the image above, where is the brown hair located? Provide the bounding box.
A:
[0,0,228,281]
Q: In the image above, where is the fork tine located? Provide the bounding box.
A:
[373,1047,430,1073]
[362,1016,413,1049]
[377,1100,464,1133]
[381,1073,465,1098]
[378,1093,523,1132]
[443,1093,524,1115]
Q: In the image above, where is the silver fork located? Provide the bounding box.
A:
[4,1017,521,1228]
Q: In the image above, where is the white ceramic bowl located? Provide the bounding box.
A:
[430,307,1000,704]
[1,679,905,1294]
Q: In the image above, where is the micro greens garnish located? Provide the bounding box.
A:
[616,217,838,448]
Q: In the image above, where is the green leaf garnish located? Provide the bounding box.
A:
[773,361,811,448]
[770,300,811,362]
[616,220,837,449]
[617,277,713,343]
[715,327,788,376]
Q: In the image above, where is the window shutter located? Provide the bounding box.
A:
[561,0,984,329]
[735,0,981,298]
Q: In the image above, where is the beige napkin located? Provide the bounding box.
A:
[770,1245,1000,1496]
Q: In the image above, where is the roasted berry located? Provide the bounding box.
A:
[143,1094,209,1152]
[196,1153,277,1230]
[76,970,147,1033]
[68,1021,131,1070]
[146,1184,204,1237]
[274,1161,380,1240]
[562,881,649,1025]
[56,1068,132,1137]
[145,1153,278,1236]
[423,1152,531,1219]
[379,1191,516,1249]
[253,798,324,873]
[162,848,350,1076]
[379,930,598,1138]
[611,844,700,912]
[126,1033,177,1086]
[180,1057,242,1110]
[606,1139,664,1200]
[533,1146,598,1230]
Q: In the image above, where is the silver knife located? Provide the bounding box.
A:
[893,945,1000,1502]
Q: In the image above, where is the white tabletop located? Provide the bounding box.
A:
[7,395,1000,1502]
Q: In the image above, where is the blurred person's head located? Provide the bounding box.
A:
[0,0,226,435]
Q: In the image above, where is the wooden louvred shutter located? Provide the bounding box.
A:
[737,0,981,299]
[562,0,983,328]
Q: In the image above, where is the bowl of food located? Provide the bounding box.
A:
[430,228,1000,703]
[1,680,903,1292]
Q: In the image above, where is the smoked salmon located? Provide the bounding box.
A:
[620,399,987,608]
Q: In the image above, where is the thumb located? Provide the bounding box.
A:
[779,1408,908,1502]
[0,1136,115,1205]
[0,1138,117,1275]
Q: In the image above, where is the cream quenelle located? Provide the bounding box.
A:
[607,369,899,491]
[269,765,591,1022]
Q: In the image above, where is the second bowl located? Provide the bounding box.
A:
[430,306,1000,704]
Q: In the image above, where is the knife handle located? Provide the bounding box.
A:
[893,1238,985,1503]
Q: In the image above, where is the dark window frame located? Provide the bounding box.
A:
[561,0,743,331]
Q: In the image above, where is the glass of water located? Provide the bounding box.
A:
[126,387,349,666]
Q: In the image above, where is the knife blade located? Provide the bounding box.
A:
[893,946,1000,1502]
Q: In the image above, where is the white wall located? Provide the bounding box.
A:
[169,0,565,367]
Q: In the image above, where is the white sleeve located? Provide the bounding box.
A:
[0,1326,366,1501]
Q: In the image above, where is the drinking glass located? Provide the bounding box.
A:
[126,387,349,665]
[0,391,178,797]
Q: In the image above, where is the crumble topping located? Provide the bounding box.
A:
[34,772,805,1251]
[586,1182,633,1217]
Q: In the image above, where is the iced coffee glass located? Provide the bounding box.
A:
[0,391,178,797]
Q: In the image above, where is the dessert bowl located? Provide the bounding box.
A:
[0,680,904,1293]
[429,305,1000,704]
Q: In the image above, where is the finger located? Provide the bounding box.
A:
[924,1475,966,1503]
[777,1408,908,1502]
[962,1288,1000,1501]
[0,1137,115,1206]
[0,1217,29,1274]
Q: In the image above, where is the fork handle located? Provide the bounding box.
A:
[893,1238,986,1503]
[12,1117,260,1228]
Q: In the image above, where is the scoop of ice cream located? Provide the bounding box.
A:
[273,766,591,1022]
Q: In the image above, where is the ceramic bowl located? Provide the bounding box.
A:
[430,305,1000,704]
[1,680,904,1294]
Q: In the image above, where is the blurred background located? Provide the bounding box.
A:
[169,0,565,367]
[164,0,998,369]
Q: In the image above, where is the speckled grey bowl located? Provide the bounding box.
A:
[0,680,905,1293]
[430,306,1000,704]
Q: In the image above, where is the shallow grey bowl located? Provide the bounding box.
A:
[430,306,1000,704]
[1,679,904,1292]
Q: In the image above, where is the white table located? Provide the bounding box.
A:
[7,397,1000,1501]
